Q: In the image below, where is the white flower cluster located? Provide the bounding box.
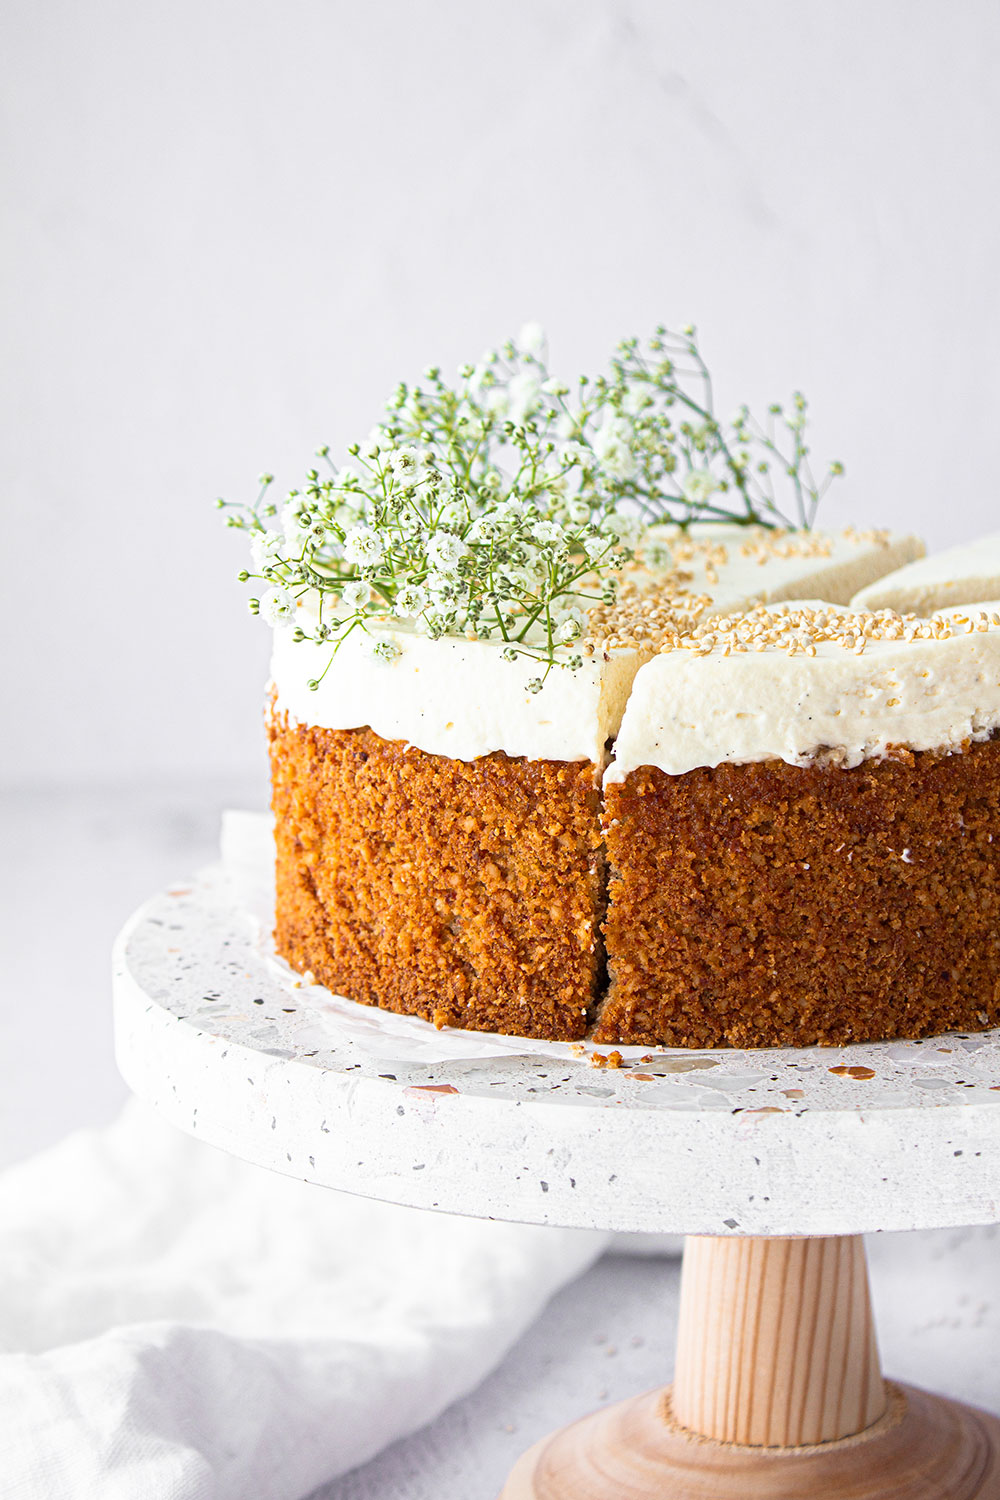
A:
[223,323,842,680]
[234,424,634,679]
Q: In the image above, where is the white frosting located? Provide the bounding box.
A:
[271,625,640,766]
[645,525,924,616]
[607,604,1000,782]
[269,527,924,765]
[851,532,1000,615]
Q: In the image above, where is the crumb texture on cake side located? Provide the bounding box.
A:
[269,711,607,1041]
[597,600,1000,1046]
[596,741,1000,1048]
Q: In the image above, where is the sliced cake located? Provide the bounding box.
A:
[269,530,921,1041]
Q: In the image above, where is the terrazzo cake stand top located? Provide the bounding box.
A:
[113,866,1000,1498]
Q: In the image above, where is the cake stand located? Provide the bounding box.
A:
[113,865,1000,1498]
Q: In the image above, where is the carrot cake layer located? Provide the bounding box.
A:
[270,713,606,1040]
[598,740,1000,1048]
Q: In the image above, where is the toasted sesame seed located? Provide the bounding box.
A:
[583,533,999,659]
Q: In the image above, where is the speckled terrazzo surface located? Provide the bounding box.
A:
[114,863,1000,1236]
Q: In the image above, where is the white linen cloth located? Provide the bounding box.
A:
[0,1101,606,1500]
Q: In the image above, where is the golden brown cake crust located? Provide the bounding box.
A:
[269,713,606,1040]
[596,738,1000,1048]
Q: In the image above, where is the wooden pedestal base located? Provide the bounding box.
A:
[500,1235,1000,1499]
[501,1381,1000,1498]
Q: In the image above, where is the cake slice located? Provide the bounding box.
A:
[270,625,637,1040]
[597,603,1000,1047]
[592,526,924,649]
[644,523,923,612]
[851,532,1000,615]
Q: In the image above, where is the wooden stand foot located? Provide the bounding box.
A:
[501,1381,1000,1498]
[499,1235,1000,1499]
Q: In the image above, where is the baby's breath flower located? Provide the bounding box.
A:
[518,321,546,356]
[251,530,284,571]
[592,416,636,481]
[560,441,590,468]
[466,514,498,543]
[425,572,459,602]
[342,524,386,567]
[259,587,297,626]
[393,583,428,616]
[622,385,652,416]
[387,445,431,489]
[681,469,721,504]
[425,532,467,571]
[485,386,509,417]
[466,362,494,405]
[507,370,543,425]
[341,580,370,611]
[371,639,402,663]
[611,512,644,546]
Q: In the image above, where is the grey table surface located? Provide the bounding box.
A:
[3,780,999,1500]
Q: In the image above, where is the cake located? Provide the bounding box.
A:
[265,527,977,1046]
[227,323,1000,1049]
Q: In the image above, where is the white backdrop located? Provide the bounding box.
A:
[4,0,999,784]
